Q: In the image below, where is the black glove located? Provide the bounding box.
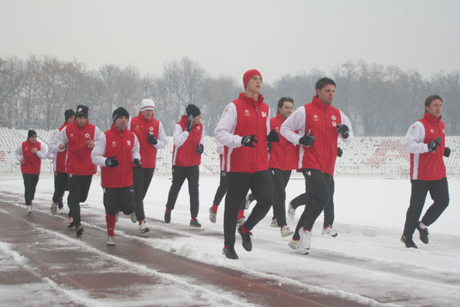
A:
[336,124,349,139]
[267,142,272,152]
[196,144,204,154]
[186,115,194,132]
[133,158,142,169]
[147,133,157,145]
[299,130,316,147]
[444,147,451,157]
[105,156,119,167]
[428,137,441,152]
[337,147,343,157]
[267,129,280,143]
[241,135,257,147]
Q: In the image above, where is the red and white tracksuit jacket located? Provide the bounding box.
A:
[280,96,354,175]
[15,139,47,174]
[48,123,68,173]
[128,112,168,169]
[56,120,102,176]
[214,93,271,173]
[268,113,298,171]
[403,112,446,181]
[172,115,205,167]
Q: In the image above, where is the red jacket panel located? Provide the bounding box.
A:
[21,140,42,174]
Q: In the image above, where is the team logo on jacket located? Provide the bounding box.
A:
[85,133,90,138]
[70,133,74,138]
[442,129,445,134]
[197,126,201,130]
[332,115,336,121]
[244,110,251,116]
[134,125,140,131]
[111,141,117,147]
[127,140,131,146]
[430,129,434,134]
[313,115,319,121]
[149,127,154,132]
[25,147,28,151]
[262,111,267,117]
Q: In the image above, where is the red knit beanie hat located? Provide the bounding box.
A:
[243,69,262,88]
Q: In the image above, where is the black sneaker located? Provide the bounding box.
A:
[238,225,253,251]
[222,246,239,259]
[189,219,201,227]
[416,224,429,244]
[75,225,84,237]
[164,210,171,223]
[401,235,417,248]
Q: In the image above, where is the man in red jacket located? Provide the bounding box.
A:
[15,130,48,213]
[129,99,168,233]
[56,105,102,237]
[164,104,204,227]
[281,77,354,255]
[401,95,450,248]
[214,69,279,259]
[48,109,75,215]
[92,107,141,246]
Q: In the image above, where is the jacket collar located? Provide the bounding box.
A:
[110,124,126,135]
[312,96,330,109]
[137,111,155,122]
[239,92,264,109]
[423,112,442,124]
[275,112,286,123]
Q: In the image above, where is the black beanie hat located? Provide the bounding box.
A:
[186,104,201,117]
[112,107,130,122]
[28,130,37,139]
[75,105,89,118]
[64,109,75,122]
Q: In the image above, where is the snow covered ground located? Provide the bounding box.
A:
[1,173,459,306]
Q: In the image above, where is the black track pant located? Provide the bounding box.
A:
[269,168,291,227]
[103,186,135,216]
[22,173,39,205]
[52,172,69,208]
[165,165,199,218]
[224,170,274,248]
[213,171,228,206]
[133,167,155,221]
[293,169,331,240]
[67,175,93,226]
[403,178,449,238]
[291,176,335,228]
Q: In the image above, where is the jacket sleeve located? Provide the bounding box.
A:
[173,124,189,147]
[403,121,429,154]
[155,122,168,149]
[55,127,69,146]
[48,128,62,155]
[91,134,108,167]
[214,102,243,149]
[339,111,354,145]
[132,134,141,161]
[216,141,224,155]
[36,144,47,159]
[200,125,205,144]
[15,145,23,161]
[94,126,103,142]
[266,108,271,135]
[280,106,305,145]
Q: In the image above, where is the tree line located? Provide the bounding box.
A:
[1,55,459,135]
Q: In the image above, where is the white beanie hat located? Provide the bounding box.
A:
[140,99,155,111]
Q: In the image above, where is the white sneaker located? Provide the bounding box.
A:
[115,211,120,223]
[287,202,296,220]
[107,236,115,246]
[50,201,58,215]
[139,220,150,234]
[298,228,312,254]
[270,218,279,227]
[27,205,32,213]
[209,207,217,223]
[280,225,294,237]
[58,208,65,215]
[322,226,338,237]
[130,212,137,223]
[288,239,299,250]
[288,239,308,254]
[237,216,245,226]
[245,194,253,209]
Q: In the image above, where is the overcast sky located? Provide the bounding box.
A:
[1,0,459,84]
